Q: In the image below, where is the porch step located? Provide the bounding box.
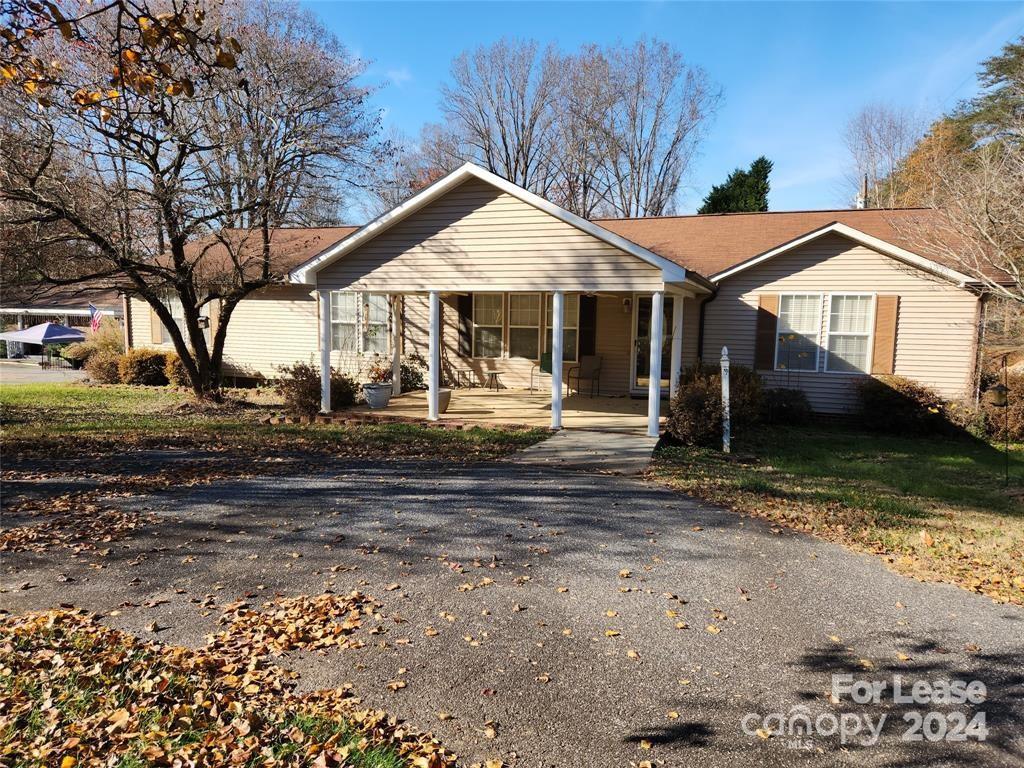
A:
[509,429,658,475]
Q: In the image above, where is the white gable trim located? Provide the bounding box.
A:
[709,222,976,286]
[289,162,710,292]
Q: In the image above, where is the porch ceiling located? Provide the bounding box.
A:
[356,389,661,434]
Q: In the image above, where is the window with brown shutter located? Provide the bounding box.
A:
[754,294,778,371]
[871,295,899,375]
[150,306,163,344]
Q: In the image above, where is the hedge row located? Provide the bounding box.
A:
[666,367,1024,445]
[85,348,189,387]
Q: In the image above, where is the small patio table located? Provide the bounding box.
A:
[485,371,504,391]
[453,368,476,388]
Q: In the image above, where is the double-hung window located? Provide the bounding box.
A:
[508,293,541,359]
[544,293,579,362]
[826,294,874,373]
[330,291,388,354]
[362,293,389,354]
[775,294,821,371]
[472,293,504,358]
[158,294,186,345]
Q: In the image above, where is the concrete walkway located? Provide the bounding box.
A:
[509,427,659,474]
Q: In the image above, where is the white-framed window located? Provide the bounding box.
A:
[362,293,389,354]
[158,294,186,344]
[331,291,359,352]
[825,294,875,373]
[508,293,541,360]
[775,293,822,371]
[544,292,579,362]
[330,291,388,354]
[472,293,504,358]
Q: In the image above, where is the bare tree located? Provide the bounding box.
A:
[440,39,561,195]
[895,127,1024,303]
[431,37,719,218]
[548,46,615,217]
[599,39,720,217]
[0,0,381,398]
[844,103,926,208]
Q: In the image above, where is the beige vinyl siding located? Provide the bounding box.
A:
[220,285,322,379]
[128,298,180,351]
[701,233,979,413]
[316,178,664,293]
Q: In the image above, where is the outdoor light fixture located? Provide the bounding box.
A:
[622,297,632,314]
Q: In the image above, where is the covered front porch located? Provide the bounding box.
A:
[355,387,664,434]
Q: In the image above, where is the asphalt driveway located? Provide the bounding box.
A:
[2,459,1022,767]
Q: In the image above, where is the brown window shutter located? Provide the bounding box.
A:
[578,295,597,357]
[208,299,219,340]
[754,294,779,371]
[150,306,163,344]
[457,294,472,357]
[871,295,899,375]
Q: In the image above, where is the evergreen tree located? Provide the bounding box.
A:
[698,156,773,213]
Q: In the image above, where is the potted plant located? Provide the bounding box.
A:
[363,357,394,409]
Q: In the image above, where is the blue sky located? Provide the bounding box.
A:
[305,1,1024,215]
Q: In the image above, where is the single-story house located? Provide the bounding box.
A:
[126,163,992,436]
[1,283,123,358]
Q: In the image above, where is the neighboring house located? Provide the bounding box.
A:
[126,163,992,433]
[1,283,123,358]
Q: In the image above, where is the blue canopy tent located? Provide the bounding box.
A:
[0,322,86,363]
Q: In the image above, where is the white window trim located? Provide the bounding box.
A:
[330,290,390,356]
[543,292,580,363]
[773,292,823,373]
[471,292,505,359]
[507,292,542,361]
[823,292,876,375]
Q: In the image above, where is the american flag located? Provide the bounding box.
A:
[88,303,102,332]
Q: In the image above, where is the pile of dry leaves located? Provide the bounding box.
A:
[0,594,456,767]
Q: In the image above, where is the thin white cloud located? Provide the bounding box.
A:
[386,66,413,86]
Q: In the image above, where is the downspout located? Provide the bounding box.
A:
[695,286,719,367]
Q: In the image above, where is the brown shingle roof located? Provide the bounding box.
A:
[186,226,359,279]
[594,208,958,279]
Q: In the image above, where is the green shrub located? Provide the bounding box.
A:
[666,364,762,446]
[164,352,191,388]
[118,348,168,386]
[61,341,93,363]
[762,387,812,425]
[84,351,122,384]
[856,375,949,435]
[276,361,359,416]
[401,353,427,391]
[982,372,1024,442]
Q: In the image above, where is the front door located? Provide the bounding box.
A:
[632,294,673,393]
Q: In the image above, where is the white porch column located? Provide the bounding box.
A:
[318,289,332,413]
[647,290,664,438]
[428,290,440,421]
[391,295,402,397]
[670,294,684,398]
[551,290,564,430]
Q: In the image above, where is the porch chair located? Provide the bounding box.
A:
[529,352,552,393]
[567,355,603,397]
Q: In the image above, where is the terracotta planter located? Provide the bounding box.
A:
[363,382,393,409]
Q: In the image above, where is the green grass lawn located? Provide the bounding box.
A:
[649,425,1024,604]
[0,383,547,461]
